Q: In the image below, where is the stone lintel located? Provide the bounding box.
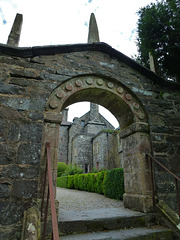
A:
[7,13,23,47]
[44,112,62,124]
[86,121,105,126]
[119,122,149,139]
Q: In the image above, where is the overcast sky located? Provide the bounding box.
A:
[0,0,157,128]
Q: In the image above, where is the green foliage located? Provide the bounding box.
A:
[57,169,124,201]
[84,174,90,191]
[96,171,106,194]
[73,174,79,190]
[90,167,107,173]
[88,173,97,192]
[103,168,124,200]
[57,162,68,177]
[67,175,74,189]
[136,0,180,82]
[78,174,87,191]
[62,164,83,176]
[90,167,99,173]
[57,176,68,188]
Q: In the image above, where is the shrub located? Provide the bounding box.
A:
[73,174,79,190]
[57,168,124,202]
[90,167,98,173]
[62,164,83,176]
[96,171,106,194]
[57,162,68,177]
[78,174,86,191]
[67,175,74,189]
[57,176,68,188]
[103,168,124,200]
[90,167,107,173]
[87,173,97,192]
[84,174,90,191]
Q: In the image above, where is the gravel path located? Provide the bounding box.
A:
[56,187,123,212]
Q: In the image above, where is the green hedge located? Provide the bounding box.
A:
[96,171,106,194]
[103,168,124,200]
[67,175,74,189]
[57,168,124,200]
[57,176,68,188]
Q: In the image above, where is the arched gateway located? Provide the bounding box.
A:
[43,75,153,213]
[1,12,180,239]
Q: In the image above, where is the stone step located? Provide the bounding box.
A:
[58,208,156,235]
[60,226,174,240]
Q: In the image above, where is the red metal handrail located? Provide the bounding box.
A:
[41,142,60,240]
[146,152,180,218]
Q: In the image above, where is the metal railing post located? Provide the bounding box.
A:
[46,142,60,240]
[41,142,60,240]
[42,188,49,240]
[148,154,156,210]
[41,160,48,220]
[146,153,180,219]
[175,178,180,218]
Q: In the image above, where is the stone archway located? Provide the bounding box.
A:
[43,75,153,213]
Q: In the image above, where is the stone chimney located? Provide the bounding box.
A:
[62,108,69,122]
[89,103,99,122]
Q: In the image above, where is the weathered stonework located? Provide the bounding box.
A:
[72,134,92,170]
[0,41,180,238]
[59,103,115,171]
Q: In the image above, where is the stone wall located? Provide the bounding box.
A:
[0,43,180,237]
[106,132,122,169]
[72,134,92,171]
[93,131,108,169]
[85,122,106,134]
[68,118,85,164]
[58,124,69,163]
[92,130,120,170]
[0,104,42,239]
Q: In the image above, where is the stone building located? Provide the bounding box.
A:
[58,103,116,172]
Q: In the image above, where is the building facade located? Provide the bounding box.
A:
[58,103,118,172]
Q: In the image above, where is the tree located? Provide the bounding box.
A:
[136,0,180,82]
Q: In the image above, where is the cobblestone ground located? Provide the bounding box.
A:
[56,187,123,211]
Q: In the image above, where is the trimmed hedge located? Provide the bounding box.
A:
[67,175,74,189]
[57,168,124,201]
[57,176,68,188]
[103,168,124,200]
[96,171,106,194]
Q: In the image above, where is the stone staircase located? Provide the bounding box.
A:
[58,208,175,240]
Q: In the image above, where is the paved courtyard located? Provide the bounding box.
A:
[56,187,145,222]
